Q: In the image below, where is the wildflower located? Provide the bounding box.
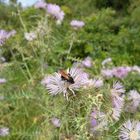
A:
[82,57,92,68]
[0,29,16,46]
[24,32,37,41]
[51,117,61,127]
[0,127,9,137]
[34,0,47,9]
[90,109,108,133]
[46,3,65,24]
[0,78,6,84]
[0,30,8,46]
[70,20,85,29]
[119,120,140,140]
[125,90,140,113]
[7,30,16,38]
[112,67,130,79]
[41,66,88,99]
[111,81,125,95]
[111,107,122,121]
[101,57,112,67]
[110,81,125,120]
[101,69,113,78]
[84,78,103,89]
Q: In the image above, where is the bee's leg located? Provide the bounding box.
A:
[69,88,76,96]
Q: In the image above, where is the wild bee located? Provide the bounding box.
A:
[59,69,75,84]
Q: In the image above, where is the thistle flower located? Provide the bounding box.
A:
[0,30,8,46]
[111,107,122,121]
[110,81,125,120]
[82,57,92,68]
[0,78,6,84]
[70,20,85,29]
[101,69,113,78]
[119,120,140,140]
[46,3,65,24]
[41,66,88,99]
[90,109,108,133]
[125,90,140,113]
[7,30,16,38]
[0,127,9,137]
[112,67,130,79]
[51,117,61,127]
[0,29,16,46]
[84,78,103,89]
[111,81,125,95]
[101,57,112,67]
[34,0,47,9]
[24,32,37,41]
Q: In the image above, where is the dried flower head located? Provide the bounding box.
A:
[101,57,112,67]
[24,32,37,41]
[119,120,140,140]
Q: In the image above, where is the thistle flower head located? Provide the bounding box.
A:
[125,90,140,113]
[112,67,129,79]
[51,117,61,127]
[41,66,88,99]
[119,120,140,140]
[34,0,47,9]
[111,81,125,96]
[82,57,92,68]
[46,3,65,23]
[0,127,9,137]
[101,69,113,78]
[0,78,6,84]
[70,20,85,29]
[90,109,108,133]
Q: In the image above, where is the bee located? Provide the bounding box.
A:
[59,69,75,84]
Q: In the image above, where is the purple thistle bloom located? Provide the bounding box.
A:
[70,20,85,29]
[90,109,108,133]
[119,120,140,140]
[0,29,16,46]
[41,66,88,100]
[46,3,65,24]
[0,78,6,84]
[34,0,47,9]
[51,117,61,128]
[101,69,113,78]
[0,30,8,46]
[0,127,9,137]
[125,90,140,113]
[82,57,92,68]
[112,67,130,79]
[111,81,125,120]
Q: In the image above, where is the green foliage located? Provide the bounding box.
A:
[0,0,140,140]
